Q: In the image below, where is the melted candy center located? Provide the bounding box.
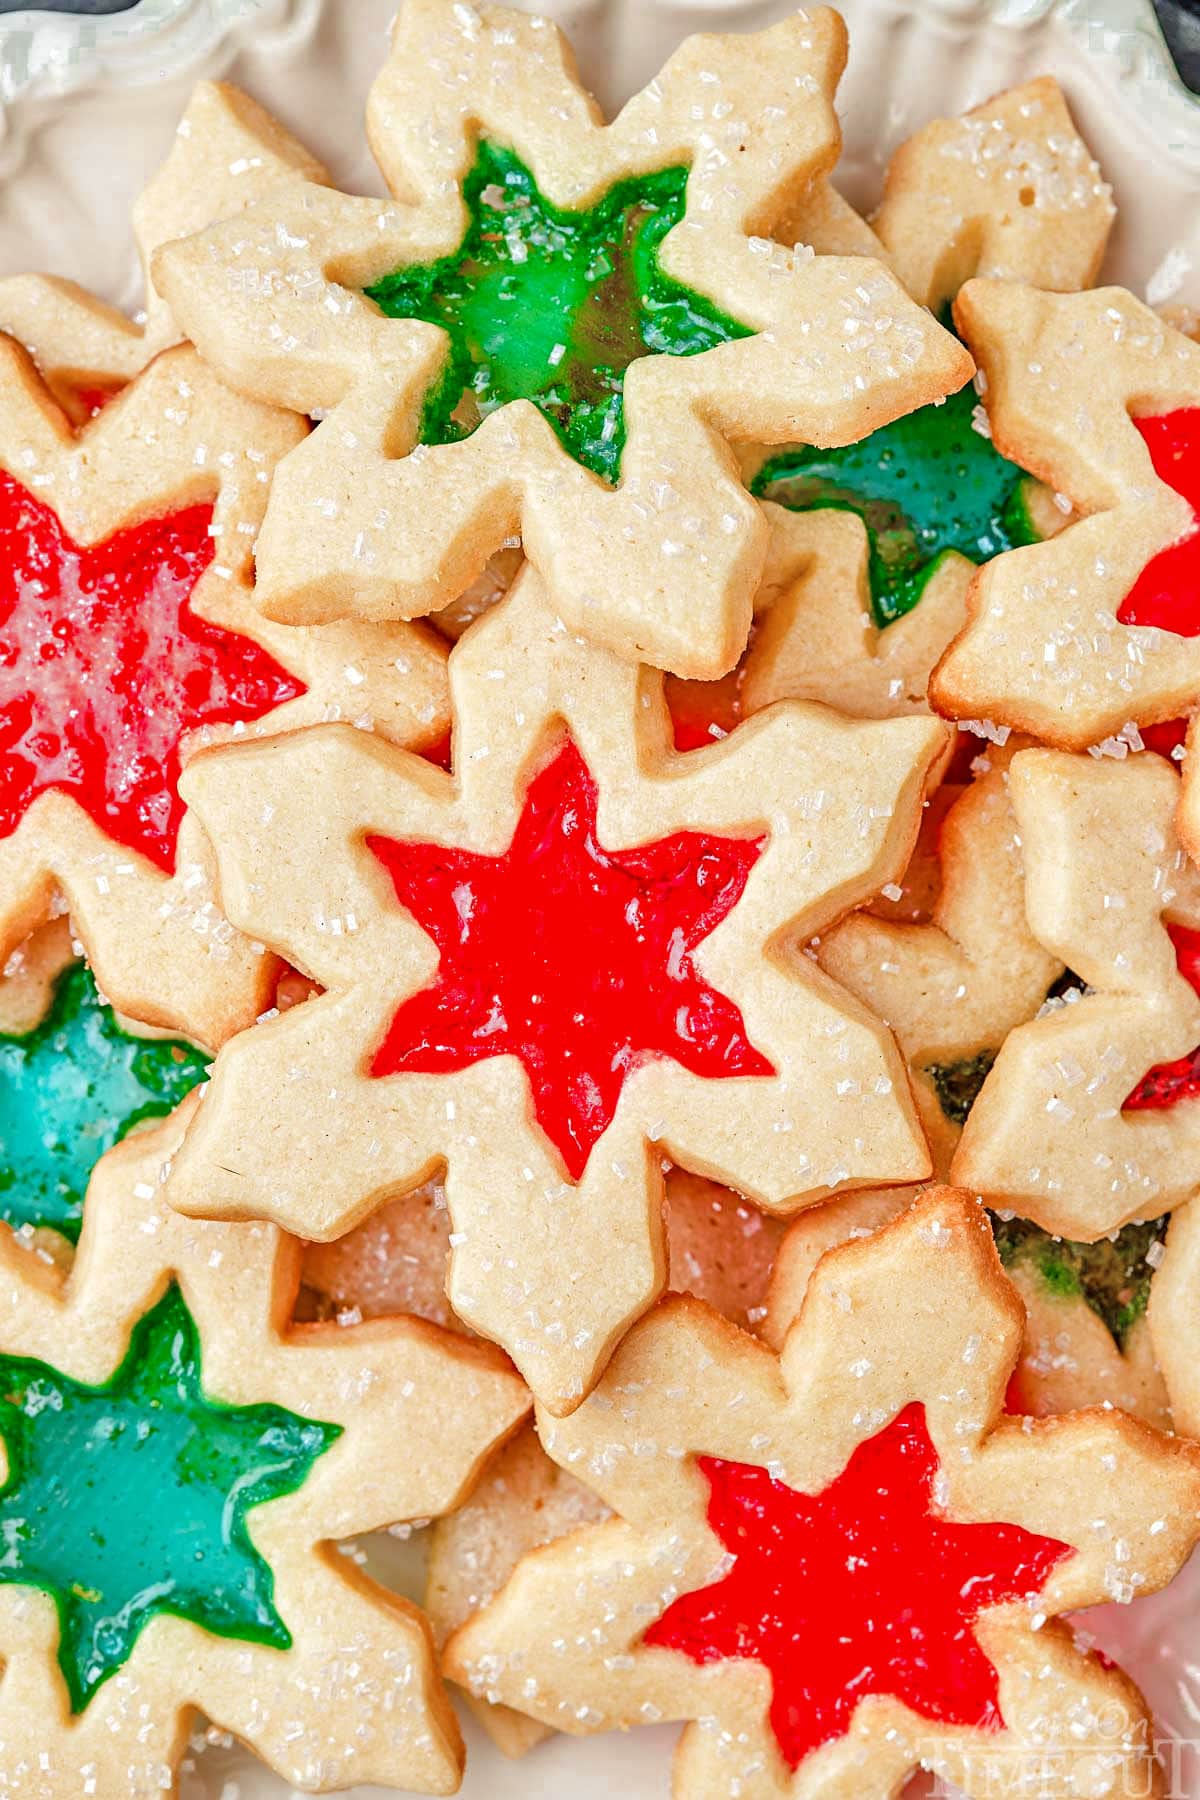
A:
[1116,409,1200,636]
[0,1286,339,1710]
[753,380,1038,627]
[368,739,772,1179]
[366,143,748,486]
[0,471,305,871]
[0,961,209,1242]
[644,1404,1071,1768]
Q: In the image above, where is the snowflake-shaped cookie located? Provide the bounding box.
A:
[870,77,1114,311]
[166,564,945,1411]
[817,762,1064,1152]
[445,1188,1200,1799]
[421,1166,783,1756]
[0,333,449,1049]
[0,1101,529,1797]
[0,79,327,418]
[154,0,971,678]
[781,76,1111,310]
[764,1190,1170,1427]
[952,747,1200,1237]
[931,281,1200,745]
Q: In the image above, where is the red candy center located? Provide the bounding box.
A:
[0,471,305,872]
[1125,922,1200,1110]
[368,739,772,1179]
[645,1404,1071,1769]
[1116,409,1200,636]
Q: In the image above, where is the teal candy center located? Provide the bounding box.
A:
[0,1286,339,1710]
[752,380,1039,627]
[366,142,749,485]
[0,962,209,1242]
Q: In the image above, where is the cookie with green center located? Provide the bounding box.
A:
[0,957,209,1246]
[154,0,971,679]
[164,562,946,1415]
[0,1102,529,1796]
[752,377,1040,631]
[443,1189,1200,1800]
[953,749,1200,1239]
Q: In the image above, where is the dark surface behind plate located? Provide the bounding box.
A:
[1,0,1200,90]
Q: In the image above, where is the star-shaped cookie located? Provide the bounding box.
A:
[166,565,946,1411]
[445,1188,1200,1799]
[0,1102,529,1797]
[154,0,971,677]
[952,747,1200,1237]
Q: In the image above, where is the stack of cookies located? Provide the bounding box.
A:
[1,4,1199,1795]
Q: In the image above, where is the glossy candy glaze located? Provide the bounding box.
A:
[369,740,771,1179]
[0,1285,338,1710]
[1117,410,1200,635]
[0,472,304,870]
[645,1404,1071,1766]
[367,143,747,486]
[754,382,1037,626]
[0,961,208,1241]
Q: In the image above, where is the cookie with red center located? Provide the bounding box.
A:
[153,0,971,680]
[0,1097,529,1797]
[417,1166,783,1756]
[443,1188,1200,1799]
[952,749,1200,1237]
[164,563,946,1412]
[0,336,451,1049]
[931,283,1200,752]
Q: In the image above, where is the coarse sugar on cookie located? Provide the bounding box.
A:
[0,80,328,421]
[153,0,972,678]
[952,748,1200,1237]
[0,334,449,1049]
[764,1191,1170,1427]
[871,77,1114,311]
[444,1188,1200,1799]
[0,1098,529,1798]
[931,281,1200,747]
[817,760,1064,1161]
[164,563,947,1413]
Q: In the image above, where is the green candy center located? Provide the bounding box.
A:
[366,142,748,485]
[0,962,209,1242]
[752,380,1039,627]
[0,1286,339,1710]
[926,979,1164,1347]
[991,1216,1166,1349]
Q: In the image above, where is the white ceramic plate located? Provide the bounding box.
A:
[0,2,1199,1795]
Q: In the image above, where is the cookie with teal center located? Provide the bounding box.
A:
[0,961,209,1243]
[753,378,1040,627]
[367,143,749,486]
[0,1283,339,1710]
